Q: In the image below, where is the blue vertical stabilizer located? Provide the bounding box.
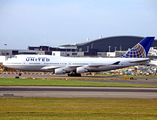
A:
[122,37,155,58]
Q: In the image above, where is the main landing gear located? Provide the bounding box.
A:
[68,71,81,77]
[15,70,21,78]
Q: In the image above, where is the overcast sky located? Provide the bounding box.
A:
[0,0,157,49]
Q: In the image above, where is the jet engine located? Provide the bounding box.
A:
[76,67,88,73]
[55,68,66,74]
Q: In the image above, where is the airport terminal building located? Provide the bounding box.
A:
[1,36,157,58]
[59,36,157,57]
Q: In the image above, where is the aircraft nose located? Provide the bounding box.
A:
[3,61,7,67]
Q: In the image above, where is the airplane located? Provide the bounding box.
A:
[3,37,155,76]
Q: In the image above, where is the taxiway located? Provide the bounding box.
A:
[0,74,157,99]
[0,86,157,99]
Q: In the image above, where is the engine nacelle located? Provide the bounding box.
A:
[76,67,88,73]
[55,68,66,74]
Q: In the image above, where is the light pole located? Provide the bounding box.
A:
[109,46,111,58]
[120,44,122,51]
[4,44,7,56]
[109,46,111,52]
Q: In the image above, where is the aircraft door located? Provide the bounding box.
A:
[68,61,72,66]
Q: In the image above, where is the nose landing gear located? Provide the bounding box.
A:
[15,70,21,78]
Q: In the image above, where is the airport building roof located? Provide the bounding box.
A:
[68,36,157,52]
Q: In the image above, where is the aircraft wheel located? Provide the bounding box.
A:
[68,73,81,77]
[77,73,81,77]
[15,76,19,79]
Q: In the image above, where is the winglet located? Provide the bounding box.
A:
[121,37,155,58]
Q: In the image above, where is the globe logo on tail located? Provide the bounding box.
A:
[122,43,146,58]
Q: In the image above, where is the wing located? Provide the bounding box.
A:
[87,61,120,68]
[41,61,119,71]
[41,66,61,71]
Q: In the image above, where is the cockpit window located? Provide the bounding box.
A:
[12,56,17,58]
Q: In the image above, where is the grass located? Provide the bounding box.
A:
[0,77,156,119]
[93,74,157,77]
[0,98,157,120]
[0,78,157,87]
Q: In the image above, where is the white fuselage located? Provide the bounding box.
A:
[3,55,150,74]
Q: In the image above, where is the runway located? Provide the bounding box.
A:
[0,86,157,99]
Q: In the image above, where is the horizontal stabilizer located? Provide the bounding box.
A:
[112,61,120,65]
[129,58,152,63]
